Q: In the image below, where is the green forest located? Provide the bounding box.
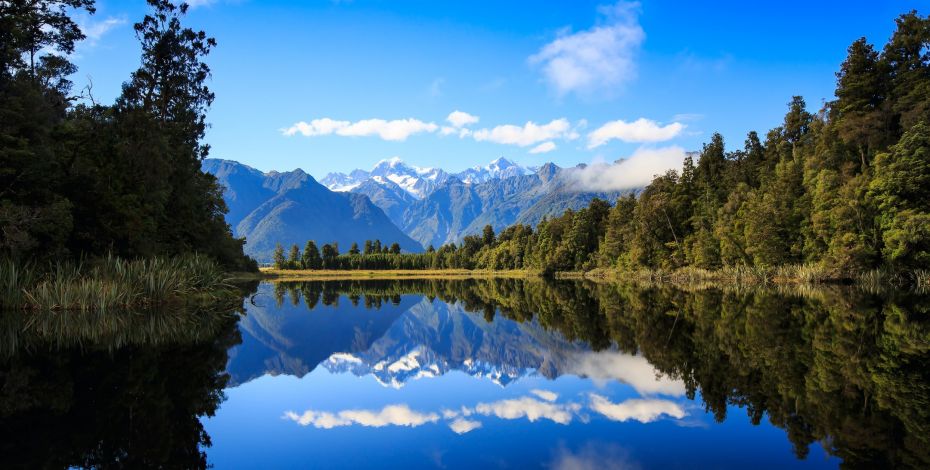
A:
[0,0,253,270]
[274,12,930,283]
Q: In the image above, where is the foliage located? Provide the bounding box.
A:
[0,253,233,311]
[0,0,255,271]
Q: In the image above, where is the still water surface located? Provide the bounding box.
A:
[2,278,927,469]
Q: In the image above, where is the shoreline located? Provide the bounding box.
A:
[239,266,928,289]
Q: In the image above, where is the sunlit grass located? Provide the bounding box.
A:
[0,253,233,311]
[259,268,539,280]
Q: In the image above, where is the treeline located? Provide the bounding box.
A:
[0,1,254,270]
[279,12,930,280]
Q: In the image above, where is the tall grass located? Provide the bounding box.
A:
[0,253,231,312]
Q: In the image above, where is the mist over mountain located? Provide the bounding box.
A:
[203,159,421,261]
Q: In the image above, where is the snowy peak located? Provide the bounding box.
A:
[320,157,533,199]
[456,157,532,184]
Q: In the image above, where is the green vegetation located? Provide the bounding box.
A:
[272,12,930,286]
[0,253,237,311]
[0,1,255,272]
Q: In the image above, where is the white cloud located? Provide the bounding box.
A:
[473,119,575,147]
[474,397,579,424]
[284,404,440,429]
[448,418,482,434]
[588,118,684,148]
[589,394,686,423]
[529,1,644,96]
[447,110,479,128]
[184,0,217,8]
[283,118,438,141]
[565,351,686,396]
[529,141,557,154]
[530,389,559,402]
[565,146,688,192]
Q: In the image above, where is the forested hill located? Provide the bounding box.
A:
[0,1,254,270]
[272,11,930,280]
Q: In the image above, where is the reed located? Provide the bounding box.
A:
[1,253,232,312]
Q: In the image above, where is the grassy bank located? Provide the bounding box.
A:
[1,254,237,312]
[258,268,540,280]
[258,264,928,290]
[583,265,930,290]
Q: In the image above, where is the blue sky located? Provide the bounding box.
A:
[72,0,928,177]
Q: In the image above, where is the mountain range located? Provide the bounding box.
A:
[203,156,629,259]
[322,157,625,247]
[202,159,421,262]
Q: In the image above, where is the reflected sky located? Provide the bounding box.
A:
[203,283,839,469]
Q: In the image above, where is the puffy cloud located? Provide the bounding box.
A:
[447,110,479,128]
[529,141,557,154]
[589,394,686,423]
[283,118,438,141]
[564,146,688,192]
[565,350,686,396]
[474,397,578,424]
[587,118,684,148]
[284,404,440,429]
[530,389,559,402]
[448,418,482,434]
[473,119,575,147]
[529,1,644,96]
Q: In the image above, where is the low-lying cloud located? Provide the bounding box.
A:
[565,146,687,192]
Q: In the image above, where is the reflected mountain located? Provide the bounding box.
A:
[320,297,591,387]
[228,282,597,388]
[226,282,418,386]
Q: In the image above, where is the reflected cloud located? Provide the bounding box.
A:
[474,397,580,424]
[448,418,482,434]
[589,394,686,423]
[531,389,559,402]
[551,442,641,470]
[566,351,685,396]
[284,404,439,429]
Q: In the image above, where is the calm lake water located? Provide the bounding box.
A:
[1,278,928,469]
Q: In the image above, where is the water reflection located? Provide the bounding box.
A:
[0,302,246,469]
[1,278,927,469]
[214,279,930,469]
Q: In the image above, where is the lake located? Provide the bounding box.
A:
[1,278,927,469]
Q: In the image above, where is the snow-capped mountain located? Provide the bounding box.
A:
[320,157,452,199]
[456,157,532,184]
[320,157,530,199]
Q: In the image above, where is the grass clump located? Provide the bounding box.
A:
[0,254,231,312]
